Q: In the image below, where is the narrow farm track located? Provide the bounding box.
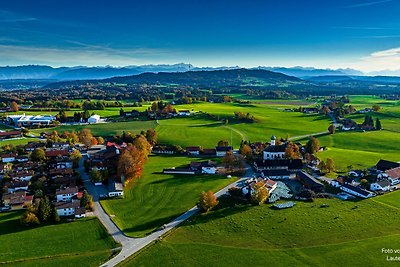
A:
[223,125,248,142]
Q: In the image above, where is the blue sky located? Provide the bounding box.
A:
[0,0,399,71]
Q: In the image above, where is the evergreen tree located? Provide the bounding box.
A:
[52,207,60,223]
[375,118,382,130]
[38,196,52,223]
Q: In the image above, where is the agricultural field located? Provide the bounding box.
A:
[0,137,41,147]
[157,102,331,148]
[122,195,400,267]
[305,130,399,173]
[0,212,119,266]
[101,155,237,237]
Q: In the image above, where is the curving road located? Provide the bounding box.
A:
[79,158,252,267]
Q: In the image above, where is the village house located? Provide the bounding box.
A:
[56,186,79,202]
[152,145,176,155]
[370,180,391,192]
[202,148,216,156]
[45,149,69,158]
[1,153,16,163]
[0,130,22,140]
[52,142,70,149]
[2,191,33,210]
[10,170,34,181]
[215,146,233,157]
[190,160,218,174]
[341,119,357,131]
[25,142,45,152]
[378,167,400,185]
[340,184,375,198]
[55,201,81,217]
[241,177,277,197]
[186,146,202,156]
[178,110,191,116]
[88,114,101,124]
[5,180,30,193]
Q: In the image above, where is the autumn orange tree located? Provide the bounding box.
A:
[10,101,19,112]
[240,144,252,158]
[199,191,218,213]
[79,129,94,147]
[285,142,301,159]
[251,181,269,205]
[118,145,146,183]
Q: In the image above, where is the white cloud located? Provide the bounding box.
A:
[345,47,400,72]
[0,10,37,22]
[344,0,392,8]
[0,44,178,67]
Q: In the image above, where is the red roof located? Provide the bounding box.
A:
[45,150,69,157]
[0,131,21,137]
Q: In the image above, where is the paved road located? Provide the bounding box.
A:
[78,158,253,267]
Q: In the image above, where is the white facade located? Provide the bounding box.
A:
[216,151,228,157]
[57,207,75,216]
[263,151,285,160]
[340,185,375,199]
[2,156,15,163]
[202,166,217,174]
[370,182,391,192]
[88,114,101,124]
[8,185,29,193]
[108,191,124,197]
[7,114,55,126]
[56,191,78,202]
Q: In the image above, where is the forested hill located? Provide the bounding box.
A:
[46,68,307,88]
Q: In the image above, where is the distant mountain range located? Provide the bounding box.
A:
[0,64,370,81]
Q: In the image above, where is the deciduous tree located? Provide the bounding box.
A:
[305,137,320,154]
[38,196,51,223]
[328,124,336,134]
[199,191,218,213]
[10,101,19,112]
[30,148,46,162]
[251,181,269,205]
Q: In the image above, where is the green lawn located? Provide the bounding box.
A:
[101,155,236,237]
[122,195,400,267]
[0,212,119,266]
[0,137,40,147]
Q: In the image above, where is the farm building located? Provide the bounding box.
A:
[88,114,101,124]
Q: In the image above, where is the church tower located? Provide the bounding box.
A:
[270,135,276,146]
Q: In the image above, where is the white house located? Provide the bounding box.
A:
[108,182,124,197]
[370,180,391,192]
[56,186,79,202]
[178,110,191,116]
[6,181,29,193]
[88,114,101,124]
[263,136,286,160]
[55,201,80,217]
[340,184,375,198]
[202,165,217,174]
[385,167,400,185]
[1,154,16,163]
[186,146,201,155]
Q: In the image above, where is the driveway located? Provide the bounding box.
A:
[78,158,251,267]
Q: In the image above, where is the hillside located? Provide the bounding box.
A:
[47,69,306,88]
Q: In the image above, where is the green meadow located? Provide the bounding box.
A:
[122,193,400,267]
[101,155,236,237]
[306,130,399,173]
[0,212,119,266]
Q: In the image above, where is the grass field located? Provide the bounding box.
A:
[0,212,119,266]
[155,102,331,148]
[122,193,400,267]
[0,137,40,147]
[101,155,236,237]
[306,130,399,173]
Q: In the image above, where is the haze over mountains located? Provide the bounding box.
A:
[0,63,390,81]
